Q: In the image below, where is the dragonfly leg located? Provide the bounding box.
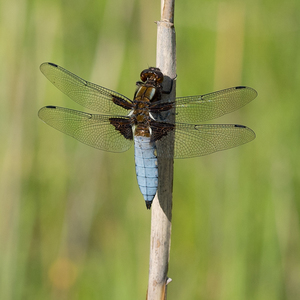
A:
[162,74,177,94]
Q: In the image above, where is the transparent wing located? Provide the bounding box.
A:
[172,86,257,123]
[155,123,255,158]
[38,106,133,152]
[40,62,132,115]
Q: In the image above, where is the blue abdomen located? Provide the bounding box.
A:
[134,136,158,209]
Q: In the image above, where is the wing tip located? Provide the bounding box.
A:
[40,62,58,73]
[38,106,58,120]
[235,85,258,98]
[235,124,256,141]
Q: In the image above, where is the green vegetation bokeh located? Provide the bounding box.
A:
[1,0,300,299]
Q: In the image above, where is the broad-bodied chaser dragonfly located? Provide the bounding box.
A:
[38,63,257,209]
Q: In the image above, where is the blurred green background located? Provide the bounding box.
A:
[1,0,300,299]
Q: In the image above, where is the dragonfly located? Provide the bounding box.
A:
[38,62,257,209]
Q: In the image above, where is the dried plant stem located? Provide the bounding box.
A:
[147,0,176,299]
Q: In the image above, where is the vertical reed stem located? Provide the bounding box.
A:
[147,1,176,299]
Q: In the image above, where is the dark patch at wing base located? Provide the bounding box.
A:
[112,96,133,110]
[150,102,174,113]
[109,118,133,140]
[150,121,175,142]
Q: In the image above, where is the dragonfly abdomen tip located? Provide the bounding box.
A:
[145,201,152,209]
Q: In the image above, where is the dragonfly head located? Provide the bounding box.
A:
[140,67,163,84]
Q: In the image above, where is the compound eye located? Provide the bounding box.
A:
[148,67,163,83]
[140,69,149,82]
[155,72,163,83]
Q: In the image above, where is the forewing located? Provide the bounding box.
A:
[173,86,257,123]
[38,106,133,152]
[40,62,132,115]
[156,123,255,158]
